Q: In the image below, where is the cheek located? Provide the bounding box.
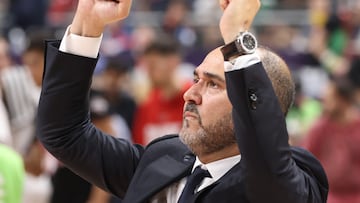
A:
[199,95,232,126]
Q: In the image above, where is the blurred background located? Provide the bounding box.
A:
[0,0,360,203]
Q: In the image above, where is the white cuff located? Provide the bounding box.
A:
[59,26,103,58]
[224,53,261,72]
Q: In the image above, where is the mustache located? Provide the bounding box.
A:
[184,103,199,116]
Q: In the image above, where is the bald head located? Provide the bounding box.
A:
[256,47,295,115]
[202,47,295,115]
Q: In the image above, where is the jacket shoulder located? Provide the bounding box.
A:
[291,146,329,201]
[141,134,192,162]
[146,134,180,147]
[145,134,190,154]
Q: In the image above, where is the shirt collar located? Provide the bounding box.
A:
[192,154,241,182]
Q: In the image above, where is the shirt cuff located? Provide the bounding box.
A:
[224,52,261,72]
[59,26,103,58]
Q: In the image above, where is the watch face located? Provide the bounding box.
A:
[242,34,256,52]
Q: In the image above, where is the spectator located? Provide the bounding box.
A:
[0,35,45,154]
[347,57,360,107]
[7,0,48,30]
[100,22,135,68]
[1,33,53,203]
[22,137,52,203]
[132,35,191,145]
[162,0,189,38]
[303,76,360,203]
[0,144,24,203]
[0,37,12,71]
[307,0,360,76]
[93,60,137,129]
[22,36,45,89]
[89,90,132,141]
[162,0,200,62]
[286,76,322,145]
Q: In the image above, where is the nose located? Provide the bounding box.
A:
[183,83,202,105]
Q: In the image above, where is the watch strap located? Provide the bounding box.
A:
[221,41,240,61]
[221,31,258,61]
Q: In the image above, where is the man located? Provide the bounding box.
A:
[0,37,13,71]
[304,77,360,203]
[1,36,44,154]
[95,60,136,129]
[1,34,53,203]
[37,0,328,202]
[132,36,191,145]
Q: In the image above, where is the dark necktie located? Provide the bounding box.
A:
[178,166,211,203]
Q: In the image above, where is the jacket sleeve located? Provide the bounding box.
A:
[225,61,328,203]
[37,41,144,198]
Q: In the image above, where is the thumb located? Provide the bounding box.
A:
[219,0,230,11]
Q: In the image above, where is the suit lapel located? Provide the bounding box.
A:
[123,153,195,203]
[192,161,245,203]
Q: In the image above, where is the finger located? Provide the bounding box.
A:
[219,0,230,11]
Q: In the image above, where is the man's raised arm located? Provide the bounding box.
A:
[218,0,328,202]
[37,0,143,198]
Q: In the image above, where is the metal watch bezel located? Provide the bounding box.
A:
[235,31,257,54]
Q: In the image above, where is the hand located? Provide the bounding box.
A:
[219,0,261,44]
[70,0,133,37]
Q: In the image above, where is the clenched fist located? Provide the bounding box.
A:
[70,0,133,37]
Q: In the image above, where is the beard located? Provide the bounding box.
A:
[179,104,236,156]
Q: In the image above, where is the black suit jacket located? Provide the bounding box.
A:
[37,41,328,203]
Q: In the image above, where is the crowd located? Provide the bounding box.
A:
[0,0,359,203]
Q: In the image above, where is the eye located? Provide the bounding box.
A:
[193,78,200,83]
[208,80,219,89]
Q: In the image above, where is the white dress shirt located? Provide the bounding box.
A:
[160,155,241,203]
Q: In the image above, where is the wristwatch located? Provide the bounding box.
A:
[221,31,258,61]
